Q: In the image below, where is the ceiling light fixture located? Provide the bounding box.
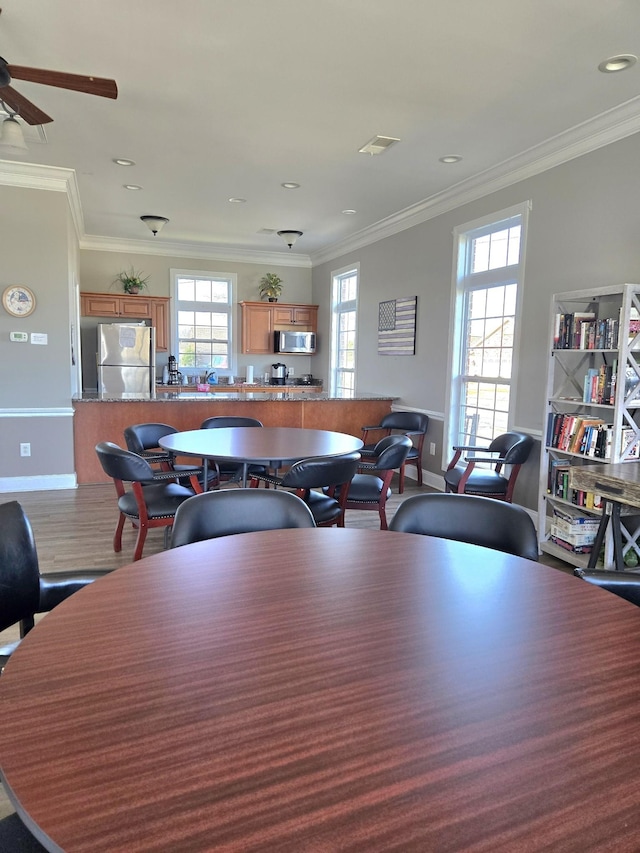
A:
[124,184,142,191]
[598,54,637,73]
[358,135,400,156]
[0,111,27,152]
[140,215,169,236]
[228,197,247,203]
[277,230,303,249]
[342,209,357,215]
[439,155,462,164]
[281,182,300,189]
[113,158,135,166]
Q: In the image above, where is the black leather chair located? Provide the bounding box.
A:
[0,813,47,851]
[199,416,268,484]
[361,411,429,493]
[269,452,361,527]
[574,568,640,607]
[95,441,199,561]
[389,492,539,560]
[444,431,534,503]
[342,436,413,530]
[0,500,108,665]
[170,488,316,547]
[124,422,214,489]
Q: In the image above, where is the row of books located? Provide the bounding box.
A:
[546,460,603,508]
[553,312,618,350]
[546,413,611,456]
[548,505,600,555]
[582,362,616,405]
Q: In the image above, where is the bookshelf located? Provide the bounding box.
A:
[538,283,640,568]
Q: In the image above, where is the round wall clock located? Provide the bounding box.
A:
[2,285,36,317]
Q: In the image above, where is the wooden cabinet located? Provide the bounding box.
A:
[80,292,170,351]
[241,301,318,354]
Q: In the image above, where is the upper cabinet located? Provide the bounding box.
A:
[241,301,318,354]
[80,292,170,351]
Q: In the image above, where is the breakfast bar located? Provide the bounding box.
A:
[73,392,395,484]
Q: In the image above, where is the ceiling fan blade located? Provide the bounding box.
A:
[8,65,118,99]
[0,84,52,124]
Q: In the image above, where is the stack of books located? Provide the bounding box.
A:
[549,505,600,554]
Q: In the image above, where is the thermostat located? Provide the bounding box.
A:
[9,331,28,343]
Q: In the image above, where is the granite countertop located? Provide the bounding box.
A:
[74,391,395,402]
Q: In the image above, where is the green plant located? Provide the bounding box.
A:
[259,272,283,301]
[114,267,150,294]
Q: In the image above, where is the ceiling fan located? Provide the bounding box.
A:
[0,55,117,125]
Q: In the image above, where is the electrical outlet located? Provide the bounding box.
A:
[429,442,436,456]
[20,442,31,457]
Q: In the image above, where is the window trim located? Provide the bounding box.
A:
[444,202,530,466]
[169,268,236,378]
[329,263,359,397]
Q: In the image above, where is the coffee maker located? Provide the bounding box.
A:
[271,362,287,385]
[167,355,182,385]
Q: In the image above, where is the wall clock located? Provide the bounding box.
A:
[2,285,36,317]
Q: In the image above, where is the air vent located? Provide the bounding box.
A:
[358,135,400,156]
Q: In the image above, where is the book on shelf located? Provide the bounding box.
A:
[553,312,619,350]
[620,427,640,459]
[552,505,600,527]
[549,533,593,554]
[550,524,597,547]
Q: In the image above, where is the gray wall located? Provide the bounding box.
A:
[0,185,77,486]
[312,133,640,509]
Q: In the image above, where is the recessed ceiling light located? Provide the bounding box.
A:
[228,197,247,203]
[342,209,357,215]
[439,155,462,164]
[113,158,135,166]
[598,54,637,73]
[123,184,143,191]
[281,182,300,189]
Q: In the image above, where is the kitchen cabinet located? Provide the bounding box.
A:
[80,292,170,351]
[240,301,318,354]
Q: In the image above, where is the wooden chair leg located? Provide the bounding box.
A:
[113,513,126,553]
[399,464,405,494]
[379,506,388,530]
[133,524,148,561]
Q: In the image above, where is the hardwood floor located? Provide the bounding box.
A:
[0,479,567,825]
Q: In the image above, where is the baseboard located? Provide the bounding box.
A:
[0,474,77,493]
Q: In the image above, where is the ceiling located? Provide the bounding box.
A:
[1,0,640,264]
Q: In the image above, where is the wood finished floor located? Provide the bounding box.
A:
[0,479,568,824]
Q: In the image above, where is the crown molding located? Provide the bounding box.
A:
[309,94,640,266]
[0,159,85,239]
[79,234,312,268]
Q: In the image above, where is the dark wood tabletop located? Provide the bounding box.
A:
[2,528,640,852]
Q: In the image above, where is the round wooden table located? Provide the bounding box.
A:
[159,426,364,486]
[2,528,640,851]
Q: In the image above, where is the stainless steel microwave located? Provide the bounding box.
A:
[274,330,316,354]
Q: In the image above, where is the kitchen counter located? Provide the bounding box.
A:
[73,394,396,483]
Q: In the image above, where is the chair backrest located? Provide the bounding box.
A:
[0,501,41,632]
[95,441,156,483]
[370,435,413,471]
[380,411,429,434]
[389,493,539,561]
[574,569,640,607]
[170,489,316,547]
[488,432,534,467]
[124,423,177,454]
[200,416,263,429]
[281,452,361,491]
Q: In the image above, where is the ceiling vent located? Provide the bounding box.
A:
[358,135,400,156]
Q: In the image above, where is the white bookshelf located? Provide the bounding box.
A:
[538,284,640,568]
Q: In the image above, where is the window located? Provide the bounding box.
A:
[170,270,234,375]
[446,203,529,453]
[330,265,358,397]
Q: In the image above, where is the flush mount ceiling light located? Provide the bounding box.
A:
[228,197,247,203]
[277,230,303,248]
[358,135,400,156]
[598,54,637,73]
[281,182,300,189]
[439,155,462,164]
[140,215,169,236]
[113,158,135,166]
[342,209,357,215]
[0,102,27,152]
[124,184,142,191]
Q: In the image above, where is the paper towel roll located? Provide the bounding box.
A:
[246,365,254,384]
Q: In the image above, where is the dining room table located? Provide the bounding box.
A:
[158,426,364,487]
[2,527,640,852]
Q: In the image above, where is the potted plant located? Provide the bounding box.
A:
[259,273,283,302]
[114,267,150,295]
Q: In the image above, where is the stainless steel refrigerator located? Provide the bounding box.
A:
[97,323,155,398]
